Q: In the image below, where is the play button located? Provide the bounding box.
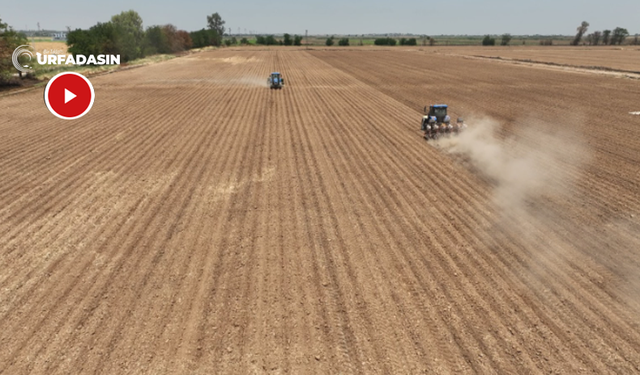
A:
[64,89,76,104]
[44,72,95,120]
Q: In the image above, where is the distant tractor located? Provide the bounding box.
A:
[420,104,466,140]
[268,72,284,89]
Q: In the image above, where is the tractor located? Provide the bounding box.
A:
[421,104,466,140]
[268,72,284,89]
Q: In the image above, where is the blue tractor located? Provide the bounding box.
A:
[421,104,465,140]
[268,72,284,89]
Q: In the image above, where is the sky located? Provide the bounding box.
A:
[2,0,639,36]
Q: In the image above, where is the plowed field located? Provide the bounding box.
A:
[429,45,640,73]
[1,47,640,374]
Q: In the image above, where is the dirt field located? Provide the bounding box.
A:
[30,40,68,55]
[426,45,640,73]
[1,47,640,374]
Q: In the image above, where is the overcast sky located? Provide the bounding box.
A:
[3,0,639,35]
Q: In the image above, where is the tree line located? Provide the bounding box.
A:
[255,34,303,46]
[67,10,232,62]
[573,21,631,46]
[323,37,419,46]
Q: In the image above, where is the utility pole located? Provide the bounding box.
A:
[305,29,308,49]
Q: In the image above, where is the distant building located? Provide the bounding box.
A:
[52,32,67,41]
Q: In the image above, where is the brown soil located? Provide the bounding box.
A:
[1,48,640,374]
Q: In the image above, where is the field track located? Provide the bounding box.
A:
[1,47,640,374]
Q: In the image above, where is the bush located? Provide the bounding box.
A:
[326,36,335,46]
[539,39,553,46]
[500,33,512,46]
[176,30,192,50]
[374,37,396,46]
[482,35,495,46]
[338,38,349,46]
[240,37,249,45]
[255,35,278,45]
[266,35,277,45]
[0,18,29,84]
[294,35,302,46]
[399,38,417,46]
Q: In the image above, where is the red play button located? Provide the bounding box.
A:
[44,72,95,120]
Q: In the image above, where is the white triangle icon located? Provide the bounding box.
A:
[64,89,76,104]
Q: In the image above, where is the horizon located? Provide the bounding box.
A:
[3,0,639,36]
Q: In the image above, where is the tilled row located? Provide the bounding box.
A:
[1,48,639,374]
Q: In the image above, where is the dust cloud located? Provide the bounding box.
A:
[436,117,589,217]
[436,117,640,311]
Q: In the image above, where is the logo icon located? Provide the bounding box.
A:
[44,72,95,120]
[12,45,35,73]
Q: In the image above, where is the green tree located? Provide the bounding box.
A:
[482,35,495,46]
[240,37,249,45]
[611,27,629,45]
[265,35,277,45]
[500,33,512,46]
[338,37,349,46]
[67,22,118,58]
[143,25,169,55]
[111,10,144,61]
[293,35,302,46]
[0,17,29,83]
[283,33,292,46]
[602,29,611,45]
[374,37,396,46]
[206,13,225,46]
[143,24,188,54]
[589,31,602,45]
[571,21,589,46]
[326,36,334,46]
[189,28,219,48]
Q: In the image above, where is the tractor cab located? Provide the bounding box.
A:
[421,104,450,130]
[425,104,449,123]
[268,72,284,89]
